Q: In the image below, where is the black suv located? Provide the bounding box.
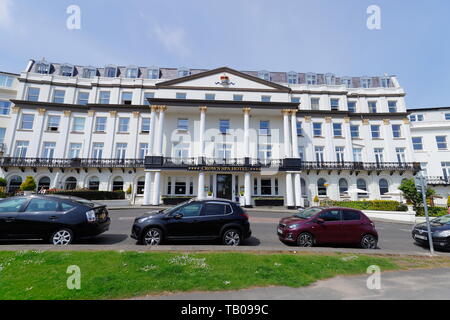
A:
[131,199,252,246]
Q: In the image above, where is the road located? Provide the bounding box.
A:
[0,208,448,255]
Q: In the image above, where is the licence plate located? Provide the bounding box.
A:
[415,234,427,240]
[277,228,283,235]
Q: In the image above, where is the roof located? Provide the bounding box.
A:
[408,106,450,113]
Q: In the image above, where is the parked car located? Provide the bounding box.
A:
[131,199,252,246]
[277,207,378,249]
[412,214,450,249]
[0,195,110,245]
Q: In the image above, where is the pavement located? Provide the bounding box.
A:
[143,268,450,300]
[0,207,448,256]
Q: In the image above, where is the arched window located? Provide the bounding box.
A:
[301,178,307,198]
[379,179,389,195]
[306,72,317,85]
[287,71,298,84]
[125,66,139,78]
[357,178,367,191]
[82,67,97,78]
[258,70,270,81]
[65,177,77,190]
[36,61,50,74]
[177,67,190,78]
[325,73,335,85]
[8,176,22,193]
[136,177,145,195]
[88,177,100,191]
[338,178,348,195]
[317,178,327,196]
[60,64,74,77]
[112,177,124,192]
[38,177,51,191]
[104,65,118,78]
[147,66,160,79]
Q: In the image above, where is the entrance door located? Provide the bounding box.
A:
[216,174,232,200]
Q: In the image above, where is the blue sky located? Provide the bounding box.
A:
[0,0,449,109]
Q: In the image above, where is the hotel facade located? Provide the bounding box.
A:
[0,60,421,207]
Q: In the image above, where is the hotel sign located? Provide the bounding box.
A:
[188,166,261,172]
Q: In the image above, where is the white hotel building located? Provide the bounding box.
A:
[0,59,420,207]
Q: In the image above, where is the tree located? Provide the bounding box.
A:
[398,178,435,210]
[20,176,37,192]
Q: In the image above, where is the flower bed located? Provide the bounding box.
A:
[319,200,407,212]
[416,206,448,217]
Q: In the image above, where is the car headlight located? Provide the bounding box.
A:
[433,230,450,238]
[137,216,152,224]
[287,224,301,230]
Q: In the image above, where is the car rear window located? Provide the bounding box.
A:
[342,210,361,221]
[61,202,76,211]
[202,203,232,216]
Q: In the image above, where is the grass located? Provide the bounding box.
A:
[0,250,445,300]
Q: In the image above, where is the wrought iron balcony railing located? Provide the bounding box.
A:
[426,176,450,185]
[0,157,145,168]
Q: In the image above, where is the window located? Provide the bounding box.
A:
[136,177,145,194]
[353,148,363,162]
[88,177,100,191]
[0,128,6,144]
[442,162,450,178]
[339,178,348,195]
[217,143,232,159]
[0,101,11,115]
[379,179,389,195]
[259,121,270,135]
[219,119,230,134]
[317,178,327,196]
[306,73,317,85]
[174,142,190,158]
[52,90,65,103]
[396,147,406,163]
[72,117,85,132]
[143,92,154,105]
[325,73,335,85]
[115,143,127,159]
[121,92,133,104]
[412,137,423,151]
[36,61,50,74]
[341,77,352,88]
[27,87,40,101]
[361,78,372,88]
[37,177,51,191]
[374,148,384,163]
[82,67,97,78]
[46,115,60,132]
[174,178,187,195]
[336,147,345,162]
[380,77,391,88]
[258,70,270,81]
[347,101,356,112]
[7,176,23,193]
[105,66,117,77]
[343,210,360,221]
[177,67,190,78]
[258,144,272,160]
[330,99,339,111]
[174,203,202,217]
[125,67,138,78]
[139,143,149,159]
[42,142,56,158]
[371,125,381,138]
[68,143,82,158]
[261,179,272,195]
[20,114,34,130]
[333,123,343,137]
[311,98,320,110]
[99,91,110,104]
[319,209,341,221]
[0,74,14,88]
[296,120,303,136]
[315,146,324,162]
[112,177,124,192]
[147,68,159,79]
[92,143,104,159]
[368,101,377,113]
[420,163,428,176]
[77,92,89,105]
[233,94,243,101]
[388,101,397,113]
[205,93,215,100]
[445,113,450,121]
[14,141,29,158]
[287,71,298,84]
[203,203,232,216]
[261,96,271,102]
[141,118,150,133]
[177,118,189,130]
[95,117,107,132]
[350,125,359,138]
[60,65,74,77]
[313,123,322,136]
[25,198,59,212]
[291,97,301,103]
[436,136,447,150]
[357,179,367,195]
[0,197,27,211]
[409,114,424,122]
[392,124,402,138]
[298,146,305,161]
[118,117,130,133]
[176,92,187,99]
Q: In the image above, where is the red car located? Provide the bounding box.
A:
[277,207,378,249]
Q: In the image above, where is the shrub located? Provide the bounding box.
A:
[416,206,448,217]
[319,200,407,212]
[313,195,319,203]
[447,196,450,208]
[0,177,7,187]
[20,176,36,191]
[126,185,132,195]
[47,190,125,200]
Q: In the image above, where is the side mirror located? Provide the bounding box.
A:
[173,213,183,220]
[314,218,325,224]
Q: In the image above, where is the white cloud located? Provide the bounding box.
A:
[0,0,13,29]
[150,22,190,58]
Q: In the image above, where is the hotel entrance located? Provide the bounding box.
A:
[216,174,232,200]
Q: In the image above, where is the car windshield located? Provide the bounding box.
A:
[431,215,450,225]
[295,207,323,219]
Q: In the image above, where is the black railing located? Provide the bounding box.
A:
[0,157,145,168]
[426,176,450,185]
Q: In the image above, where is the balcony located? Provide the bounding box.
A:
[426,176,450,186]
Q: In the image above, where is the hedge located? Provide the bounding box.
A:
[416,206,449,217]
[319,200,408,212]
[48,190,125,200]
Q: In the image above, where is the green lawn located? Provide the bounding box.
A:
[0,251,399,300]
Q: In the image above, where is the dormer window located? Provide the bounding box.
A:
[380,77,391,88]
[104,65,118,78]
[325,73,335,85]
[147,67,160,79]
[287,71,298,84]
[60,64,74,77]
[341,77,352,88]
[360,77,372,88]
[82,67,97,78]
[306,73,317,85]
[258,70,271,81]
[36,61,50,74]
[177,67,190,78]
[125,66,139,79]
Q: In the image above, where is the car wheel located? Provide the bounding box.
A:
[142,228,163,246]
[297,232,314,247]
[361,234,378,249]
[50,228,73,245]
[222,229,241,246]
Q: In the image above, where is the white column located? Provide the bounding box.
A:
[152,171,161,205]
[283,110,292,158]
[198,172,205,199]
[243,108,251,157]
[294,173,303,207]
[291,111,300,158]
[285,173,294,208]
[199,106,207,157]
[148,106,157,155]
[143,171,153,205]
[154,106,166,156]
[244,172,251,207]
